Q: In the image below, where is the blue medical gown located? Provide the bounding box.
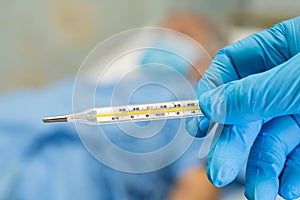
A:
[0,77,204,200]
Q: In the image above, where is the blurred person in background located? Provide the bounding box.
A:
[0,11,227,200]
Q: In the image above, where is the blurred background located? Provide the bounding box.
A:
[0,1,299,199]
[0,0,299,92]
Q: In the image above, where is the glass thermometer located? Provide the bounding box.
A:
[43,99,202,125]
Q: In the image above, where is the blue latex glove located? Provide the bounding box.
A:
[187,16,300,199]
[246,115,300,199]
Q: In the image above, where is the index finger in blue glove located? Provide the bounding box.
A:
[245,115,300,200]
[197,16,300,99]
[187,17,300,136]
[223,16,299,78]
[199,52,300,124]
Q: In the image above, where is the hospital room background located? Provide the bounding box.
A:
[1,0,299,91]
[0,0,299,200]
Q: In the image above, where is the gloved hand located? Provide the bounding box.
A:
[186,16,300,199]
[246,115,300,199]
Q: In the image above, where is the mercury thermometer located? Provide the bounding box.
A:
[43,99,203,125]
